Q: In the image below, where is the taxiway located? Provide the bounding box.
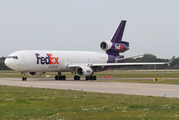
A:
[0,78,179,98]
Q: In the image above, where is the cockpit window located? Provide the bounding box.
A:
[7,56,18,59]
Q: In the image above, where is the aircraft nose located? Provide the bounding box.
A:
[4,58,16,70]
[4,58,11,67]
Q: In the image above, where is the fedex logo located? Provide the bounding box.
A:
[86,70,91,73]
[115,45,123,50]
[35,53,59,65]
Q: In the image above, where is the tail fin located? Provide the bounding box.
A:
[111,20,126,43]
[106,20,129,61]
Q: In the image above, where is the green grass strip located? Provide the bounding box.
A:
[0,85,179,119]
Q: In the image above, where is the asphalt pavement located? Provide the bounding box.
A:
[0,78,179,98]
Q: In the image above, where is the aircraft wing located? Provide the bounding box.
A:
[67,56,175,68]
[92,62,167,67]
[67,62,167,68]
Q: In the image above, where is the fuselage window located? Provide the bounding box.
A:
[13,56,18,59]
[7,56,18,59]
[7,56,13,59]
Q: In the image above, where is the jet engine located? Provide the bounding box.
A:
[28,72,45,76]
[76,66,93,76]
[100,41,113,51]
[100,41,129,53]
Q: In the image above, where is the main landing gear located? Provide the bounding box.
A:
[55,72,66,80]
[55,72,97,81]
[85,75,97,80]
[74,75,80,80]
[73,75,97,80]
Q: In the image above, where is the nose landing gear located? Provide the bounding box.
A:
[22,72,27,81]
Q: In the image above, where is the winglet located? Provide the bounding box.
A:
[167,56,175,66]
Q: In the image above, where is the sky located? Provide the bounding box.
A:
[0,0,178,59]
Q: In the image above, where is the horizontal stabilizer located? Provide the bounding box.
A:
[167,56,175,66]
[115,54,146,63]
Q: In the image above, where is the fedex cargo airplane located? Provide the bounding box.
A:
[4,20,174,81]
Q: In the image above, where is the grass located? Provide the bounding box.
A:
[1,85,179,119]
[1,70,179,119]
[95,70,179,78]
[96,79,179,85]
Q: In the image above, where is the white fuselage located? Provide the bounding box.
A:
[5,50,108,72]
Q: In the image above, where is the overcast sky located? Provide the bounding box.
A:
[0,0,178,59]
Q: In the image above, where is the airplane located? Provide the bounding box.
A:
[4,20,174,81]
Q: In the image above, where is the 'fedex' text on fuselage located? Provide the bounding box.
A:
[35,53,59,65]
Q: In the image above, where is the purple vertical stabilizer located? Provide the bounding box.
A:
[106,20,129,63]
[111,20,126,43]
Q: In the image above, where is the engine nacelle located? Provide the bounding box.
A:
[76,66,93,76]
[28,72,45,76]
[100,41,129,53]
[100,41,113,51]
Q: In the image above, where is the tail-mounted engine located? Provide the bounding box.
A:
[28,72,45,76]
[76,66,93,76]
[100,41,129,53]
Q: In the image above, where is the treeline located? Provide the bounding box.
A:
[0,57,11,70]
[0,54,179,70]
[119,54,176,70]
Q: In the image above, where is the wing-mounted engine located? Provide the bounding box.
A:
[100,41,129,53]
[76,66,93,76]
[28,72,45,76]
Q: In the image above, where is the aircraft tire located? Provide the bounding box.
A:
[22,77,27,81]
[85,76,89,80]
[55,75,58,80]
[85,76,96,80]
[74,76,76,80]
[93,76,97,80]
[59,75,62,80]
[62,75,66,80]
[89,76,93,80]
[74,75,80,80]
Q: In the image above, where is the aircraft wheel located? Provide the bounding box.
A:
[59,75,62,80]
[93,76,97,80]
[85,76,89,80]
[55,75,58,80]
[22,77,27,81]
[62,75,66,80]
[89,76,93,80]
[74,75,77,80]
[77,76,80,80]
[74,75,80,80]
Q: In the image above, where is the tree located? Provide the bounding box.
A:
[0,57,11,70]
